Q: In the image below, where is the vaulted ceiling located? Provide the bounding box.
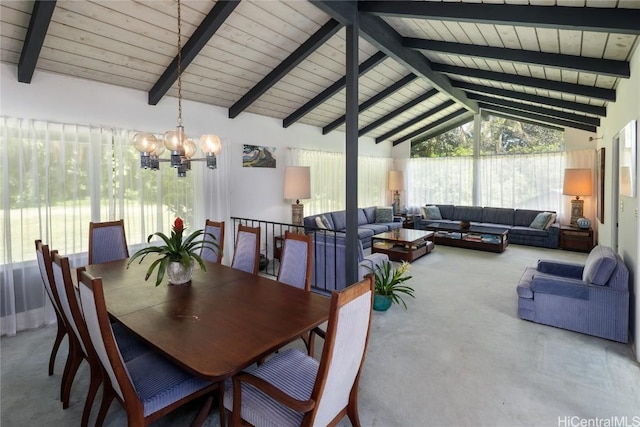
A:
[2,0,640,146]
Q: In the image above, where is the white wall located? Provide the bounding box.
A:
[596,42,640,362]
[0,63,391,224]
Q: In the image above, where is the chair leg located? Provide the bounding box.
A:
[307,330,315,357]
[95,384,115,427]
[190,394,214,427]
[49,318,66,376]
[81,364,102,427]
[61,340,83,409]
[218,384,226,427]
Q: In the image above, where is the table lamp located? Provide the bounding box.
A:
[284,166,311,226]
[388,171,404,214]
[563,168,592,227]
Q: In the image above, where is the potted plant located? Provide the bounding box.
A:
[365,260,415,311]
[127,217,220,286]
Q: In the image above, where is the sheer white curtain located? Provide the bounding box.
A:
[478,152,565,212]
[406,156,474,206]
[292,149,391,215]
[1,116,196,335]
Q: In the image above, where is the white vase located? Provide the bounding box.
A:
[167,261,194,285]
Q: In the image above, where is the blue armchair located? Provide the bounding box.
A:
[517,245,629,343]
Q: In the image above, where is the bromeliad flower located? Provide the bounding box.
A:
[127,217,221,286]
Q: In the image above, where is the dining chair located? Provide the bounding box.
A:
[201,219,224,264]
[77,268,219,427]
[223,275,374,427]
[35,240,68,379]
[51,253,148,427]
[88,219,129,264]
[230,224,260,275]
[277,231,312,291]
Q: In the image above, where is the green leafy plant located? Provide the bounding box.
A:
[365,260,415,309]
[127,217,220,286]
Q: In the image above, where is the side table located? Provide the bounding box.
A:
[560,225,593,253]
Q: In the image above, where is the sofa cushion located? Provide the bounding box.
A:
[545,212,557,229]
[514,209,546,227]
[482,207,514,226]
[330,211,346,231]
[359,223,389,234]
[363,207,377,223]
[375,206,393,223]
[357,227,375,240]
[357,209,369,226]
[510,226,549,237]
[582,245,617,286]
[452,206,483,222]
[422,205,442,220]
[529,212,553,230]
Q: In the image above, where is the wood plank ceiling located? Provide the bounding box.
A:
[2,0,640,146]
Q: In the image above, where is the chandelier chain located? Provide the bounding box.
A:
[177,0,183,126]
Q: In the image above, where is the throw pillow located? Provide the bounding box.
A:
[544,212,557,230]
[315,216,326,229]
[529,212,552,230]
[321,215,332,229]
[423,205,442,220]
[375,206,393,223]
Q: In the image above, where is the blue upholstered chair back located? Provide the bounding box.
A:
[89,220,129,264]
[201,220,224,264]
[277,232,312,291]
[231,225,260,274]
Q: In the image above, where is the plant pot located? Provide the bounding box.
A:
[373,294,392,311]
[167,261,194,285]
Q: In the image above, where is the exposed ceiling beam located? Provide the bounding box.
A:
[432,63,616,102]
[148,0,240,105]
[375,100,455,143]
[478,103,597,133]
[403,39,629,78]
[359,88,439,136]
[358,2,640,35]
[282,51,386,128]
[313,1,478,113]
[468,93,600,127]
[453,81,606,117]
[411,113,475,145]
[18,0,57,83]
[229,18,342,119]
[322,73,417,134]
[483,110,564,132]
[392,109,468,146]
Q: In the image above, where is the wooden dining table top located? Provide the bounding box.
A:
[83,258,331,382]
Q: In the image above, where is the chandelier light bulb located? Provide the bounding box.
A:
[184,138,198,159]
[133,133,158,154]
[200,134,222,155]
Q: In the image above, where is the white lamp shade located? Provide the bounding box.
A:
[388,171,405,191]
[284,166,311,200]
[563,168,592,197]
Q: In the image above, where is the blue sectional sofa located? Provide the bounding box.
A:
[516,245,629,342]
[415,204,560,249]
[304,207,402,249]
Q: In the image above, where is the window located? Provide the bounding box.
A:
[407,115,565,212]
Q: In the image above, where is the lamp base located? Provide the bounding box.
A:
[569,198,584,227]
[291,203,304,226]
[392,190,401,215]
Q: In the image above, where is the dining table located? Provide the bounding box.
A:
[83,258,331,382]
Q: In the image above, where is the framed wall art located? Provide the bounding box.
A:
[618,119,637,197]
[242,145,276,168]
[596,147,605,223]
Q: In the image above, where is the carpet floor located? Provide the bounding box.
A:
[2,244,639,426]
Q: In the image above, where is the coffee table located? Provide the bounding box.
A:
[371,229,434,262]
[423,222,509,253]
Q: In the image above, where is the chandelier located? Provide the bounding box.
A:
[133,0,221,177]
